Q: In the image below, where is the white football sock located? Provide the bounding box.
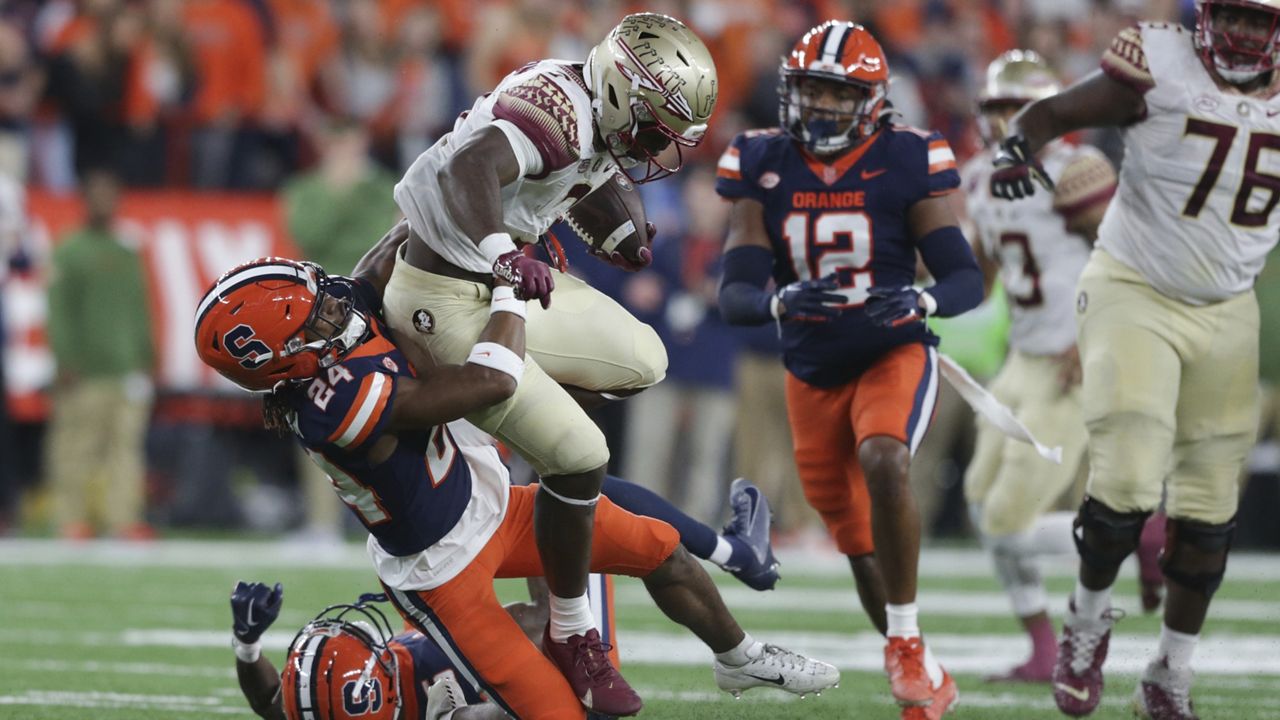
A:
[1027,512,1077,556]
[1073,580,1112,621]
[715,632,763,666]
[709,536,734,567]
[548,593,594,642]
[1156,624,1199,674]
[886,602,920,639]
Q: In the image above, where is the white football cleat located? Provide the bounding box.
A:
[425,672,468,720]
[714,643,840,698]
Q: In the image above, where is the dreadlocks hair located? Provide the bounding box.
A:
[262,383,300,436]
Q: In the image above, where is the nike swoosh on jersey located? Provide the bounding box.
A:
[745,672,787,686]
[1056,683,1090,702]
[860,168,887,180]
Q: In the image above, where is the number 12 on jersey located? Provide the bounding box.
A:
[783,211,873,306]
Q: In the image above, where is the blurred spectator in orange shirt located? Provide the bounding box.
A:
[323,0,399,166]
[387,4,457,169]
[183,0,266,188]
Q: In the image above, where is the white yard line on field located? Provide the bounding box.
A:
[0,690,248,715]
[1,539,1278,583]
[0,658,236,679]
[4,627,1279,678]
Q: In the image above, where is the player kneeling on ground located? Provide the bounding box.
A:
[194,254,836,720]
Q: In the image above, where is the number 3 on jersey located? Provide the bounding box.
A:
[783,211,873,306]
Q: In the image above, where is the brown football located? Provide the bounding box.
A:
[564,172,651,269]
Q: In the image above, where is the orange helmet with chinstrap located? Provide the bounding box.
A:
[193,258,370,392]
[779,21,889,155]
[280,601,403,720]
[1195,0,1280,83]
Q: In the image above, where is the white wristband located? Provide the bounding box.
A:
[478,232,518,265]
[919,290,938,316]
[232,637,262,663]
[490,285,526,319]
[467,341,524,383]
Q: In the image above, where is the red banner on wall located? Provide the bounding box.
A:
[4,192,301,421]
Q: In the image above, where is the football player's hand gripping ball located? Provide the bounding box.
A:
[231,581,283,644]
[775,275,846,322]
[492,249,555,309]
[990,134,1054,200]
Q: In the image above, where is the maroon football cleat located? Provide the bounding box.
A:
[1053,601,1124,716]
[542,626,642,716]
[1133,657,1199,720]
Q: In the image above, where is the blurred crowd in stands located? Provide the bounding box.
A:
[2,0,1278,550]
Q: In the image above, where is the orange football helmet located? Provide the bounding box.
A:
[193,258,370,392]
[779,20,889,155]
[281,601,403,720]
[1195,0,1280,83]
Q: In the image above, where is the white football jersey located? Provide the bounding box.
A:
[964,141,1112,355]
[1097,23,1280,304]
[394,60,620,273]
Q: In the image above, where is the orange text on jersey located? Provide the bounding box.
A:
[791,191,866,209]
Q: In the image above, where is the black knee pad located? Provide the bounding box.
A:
[1161,516,1235,598]
[1073,497,1151,575]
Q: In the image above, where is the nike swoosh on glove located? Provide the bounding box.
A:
[776,275,846,323]
[492,249,555,309]
[231,581,283,644]
[990,134,1055,200]
[865,286,924,327]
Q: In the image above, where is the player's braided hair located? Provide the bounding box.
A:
[262,383,300,436]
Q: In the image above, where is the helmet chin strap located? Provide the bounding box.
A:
[1216,62,1269,84]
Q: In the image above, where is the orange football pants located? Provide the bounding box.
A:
[785,343,939,556]
[385,484,679,720]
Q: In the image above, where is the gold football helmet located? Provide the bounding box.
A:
[585,13,718,182]
[977,50,1060,144]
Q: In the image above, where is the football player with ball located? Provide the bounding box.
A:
[380,13,717,715]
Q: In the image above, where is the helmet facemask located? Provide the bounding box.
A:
[286,277,371,371]
[1196,0,1280,84]
[780,73,885,156]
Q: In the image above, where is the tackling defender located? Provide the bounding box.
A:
[194,251,834,719]
[990,1,1280,716]
[382,15,717,711]
[717,20,983,720]
[229,473,781,720]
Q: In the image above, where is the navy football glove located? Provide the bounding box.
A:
[775,275,846,322]
[990,134,1054,200]
[231,581,283,644]
[865,286,926,327]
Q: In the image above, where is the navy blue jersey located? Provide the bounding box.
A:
[716,126,961,387]
[289,320,474,557]
[393,631,486,707]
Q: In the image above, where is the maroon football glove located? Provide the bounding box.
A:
[990,135,1055,200]
[492,249,554,309]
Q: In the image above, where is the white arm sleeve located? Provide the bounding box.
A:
[492,119,545,178]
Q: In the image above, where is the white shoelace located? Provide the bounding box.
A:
[1068,609,1124,675]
